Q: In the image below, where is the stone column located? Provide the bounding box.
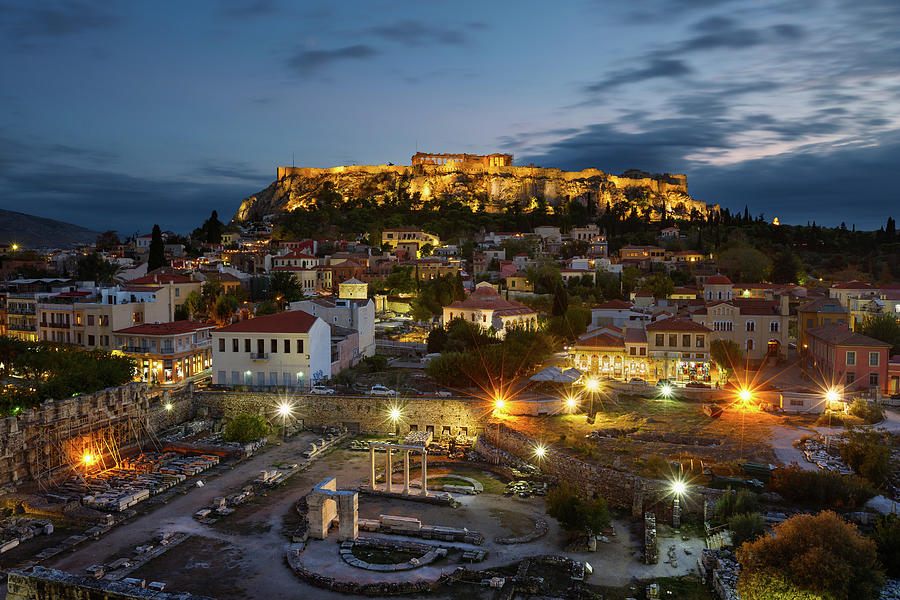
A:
[369,444,376,490]
[385,447,392,493]
[403,450,410,494]
[420,451,427,496]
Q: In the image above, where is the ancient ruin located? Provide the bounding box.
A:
[411,152,512,167]
[368,441,428,496]
[307,477,358,541]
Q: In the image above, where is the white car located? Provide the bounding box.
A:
[435,390,452,397]
[369,384,398,397]
[310,385,335,395]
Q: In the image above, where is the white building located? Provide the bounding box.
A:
[212,310,331,389]
[442,282,537,338]
[589,299,650,330]
[290,292,376,358]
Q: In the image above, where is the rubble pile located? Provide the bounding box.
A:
[796,434,853,474]
[644,512,658,565]
[699,548,739,600]
[503,480,547,498]
[340,538,447,571]
[0,517,53,553]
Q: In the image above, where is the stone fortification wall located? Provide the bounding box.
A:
[7,567,214,599]
[195,391,490,437]
[0,383,194,489]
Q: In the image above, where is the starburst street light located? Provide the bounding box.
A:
[277,402,292,418]
[493,396,506,413]
[660,384,673,399]
[671,479,686,496]
[389,407,402,422]
[164,402,173,411]
[738,388,752,403]
[825,388,841,404]
[583,377,599,393]
[565,395,578,411]
[534,444,547,459]
[82,452,95,466]
[671,477,687,528]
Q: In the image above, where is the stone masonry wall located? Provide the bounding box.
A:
[7,567,215,599]
[195,391,491,437]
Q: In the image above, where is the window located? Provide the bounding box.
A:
[232,371,240,386]
[217,371,226,385]
[297,339,304,353]
[806,318,813,328]
[682,334,691,347]
[175,288,180,297]
[640,347,646,356]
[790,399,805,407]
[746,320,755,332]
[846,351,856,366]
[869,352,879,367]
[668,334,677,347]
[219,338,225,352]
[746,339,755,351]
[696,335,704,348]
[88,315,95,326]
[88,334,95,346]
[770,321,780,333]
[629,347,636,356]
[655,334,664,346]
[244,338,251,352]
[232,338,239,352]
[284,339,291,353]
[271,339,277,353]
[846,372,855,385]
[869,373,879,387]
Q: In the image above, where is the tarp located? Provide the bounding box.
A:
[530,366,581,383]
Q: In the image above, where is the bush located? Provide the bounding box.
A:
[770,465,875,508]
[737,511,883,600]
[426,327,447,353]
[848,399,884,424]
[838,427,892,486]
[872,513,900,578]
[728,512,766,547]
[716,489,760,520]
[546,482,611,534]
[223,414,269,443]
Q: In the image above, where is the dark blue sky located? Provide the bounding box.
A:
[1,0,898,234]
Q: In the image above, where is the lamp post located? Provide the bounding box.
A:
[277,402,292,441]
[583,376,599,419]
[671,479,686,528]
[389,406,402,437]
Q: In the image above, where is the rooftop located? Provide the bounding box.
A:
[216,309,319,334]
[445,286,535,317]
[704,275,733,285]
[806,324,891,347]
[797,297,847,314]
[113,320,213,335]
[646,316,711,333]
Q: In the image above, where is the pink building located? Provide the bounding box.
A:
[804,324,890,394]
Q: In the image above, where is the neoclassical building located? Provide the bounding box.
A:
[568,326,650,381]
[442,283,537,338]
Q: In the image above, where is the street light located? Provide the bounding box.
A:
[164,402,173,412]
[825,388,840,404]
[388,405,402,436]
[659,384,673,399]
[738,388,752,404]
[493,396,506,414]
[534,444,547,460]
[277,402,292,440]
[583,376,600,419]
[671,478,687,528]
[564,395,578,412]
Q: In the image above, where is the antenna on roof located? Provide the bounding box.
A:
[292,152,295,168]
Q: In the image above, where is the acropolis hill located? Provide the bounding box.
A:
[233,152,716,222]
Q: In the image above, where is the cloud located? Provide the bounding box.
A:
[286,44,378,74]
[369,19,470,47]
[584,58,692,94]
[1,1,119,41]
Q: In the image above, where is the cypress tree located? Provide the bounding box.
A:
[147,224,166,271]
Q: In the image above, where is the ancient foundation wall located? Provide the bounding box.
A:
[195,391,491,436]
[0,383,195,489]
[7,567,214,600]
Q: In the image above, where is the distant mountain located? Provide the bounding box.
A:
[0,209,99,248]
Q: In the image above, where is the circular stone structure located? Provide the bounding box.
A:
[339,539,447,571]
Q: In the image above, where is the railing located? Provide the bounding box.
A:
[8,323,37,331]
[39,322,70,329]
[121,346,179,355]
[250,352,269,360]
[7,307,36,315]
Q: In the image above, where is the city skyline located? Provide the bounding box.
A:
[1,0,898,232]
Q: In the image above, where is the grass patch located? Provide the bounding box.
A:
[351,545,425,564]
[488,508,537,537]
[592,576,712,600]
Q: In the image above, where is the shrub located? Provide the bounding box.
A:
[770,465,875,508]
[838,427,892,486]
[546,482,610,534]
[223,414,269,443]
[716,489,760,520]
[872,513,900,578]
[728,512,766,547]
[848,399,884,424]
[737,511,883,600]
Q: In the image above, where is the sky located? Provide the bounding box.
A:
[0,0,898,234]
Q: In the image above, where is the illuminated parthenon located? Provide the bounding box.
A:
[411,152,513,168]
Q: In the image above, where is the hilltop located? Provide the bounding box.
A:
[232,162,715,224]
[0,208,99,248]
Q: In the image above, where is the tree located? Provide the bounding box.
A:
[872,513,900,578]
[269,271,306,307]
[638,272,675,299]
[856,313,900,355]
[426,327,448,353]
[222,414,269,443]
[770,249,803,284]
[199,210,225,244]
[620,266,642,296]
[76,253,119,285]
[717,244,771,283]
[728,512,766,547]
[95,230,120,251]
[737,511,883,600]
[716,489,760,520]
[182,290,203,319]
[213,293,240,324]
[147,224,166,271]
[419,243,434,257]
[255,301,278,316]
[710,339,745,374]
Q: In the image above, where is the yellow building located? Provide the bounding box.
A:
[691,297,790,365]
[646,316,711,383]
[796,297,848,353]
[128,272,203,321]
[114,321,214,385]
[381,228,440,255]
[569,326,649,381]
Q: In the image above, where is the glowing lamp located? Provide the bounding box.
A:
[739,389,752,403]
[164,402,173,411]
[11,244,18,251]
[389,407,402,422]
[534,444,546,459]
[565,396,578,410]
[672,480,686,496]
[660,384,673,398]
[82,453,95,466]
[494,397,506,412]
[277,403,292,418]
[584,377,599,393]
[825,389,840,403]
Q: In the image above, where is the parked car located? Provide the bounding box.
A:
[435,390,452,397]
[310,385,335,395]
[369,384,398,397]
[656,379,673,388]
[628,377,647,384]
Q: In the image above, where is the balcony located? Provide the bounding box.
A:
[250,352,269,361]
[39,322,70,329]
[8,307,36,315]
[8,323,37,332]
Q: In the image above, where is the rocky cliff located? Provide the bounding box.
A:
[233,164,715,223]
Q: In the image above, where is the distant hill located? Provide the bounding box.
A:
[0,209,99,248]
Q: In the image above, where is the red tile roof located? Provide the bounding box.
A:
[704,275,732,285]
[130,273,195,285]
[278,250,318,260]
[646,316,711,332]
[114,320,213,335]
[215,310,319,334]
[445,286,535,317]
[624,328,647,343]
[831,280,875,290]
[573,332,625,349]
[806,324,891,347]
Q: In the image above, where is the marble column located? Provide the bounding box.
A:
[420,451,428,496]
[369,444,376,490]
[385,447,392,493]
[403,450,410,494]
